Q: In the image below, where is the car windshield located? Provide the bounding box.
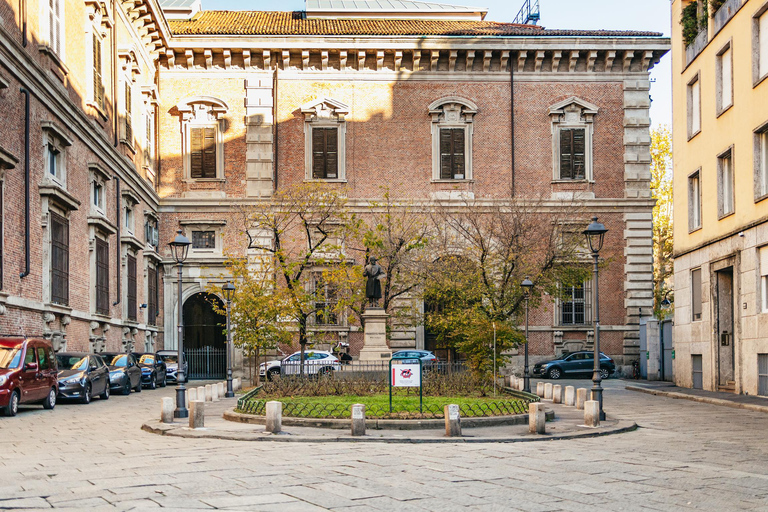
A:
[56,355,88,371]
[160,355,177,364]
[0,347,22,369]
[139,355,155,365]
[106,355,127,367]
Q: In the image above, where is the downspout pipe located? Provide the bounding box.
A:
[112,0,118,147]
[22,0,28,47]
[113,177,121,306]
[272,66,278,192]
[510,56,516,198]
[20,88,30,279]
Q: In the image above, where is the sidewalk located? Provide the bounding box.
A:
[142,394,637,443]
[626,380,768,413]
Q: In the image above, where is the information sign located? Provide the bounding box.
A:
[391,364,421,387]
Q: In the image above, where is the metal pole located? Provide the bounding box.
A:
[225,298,234,397]
[591,250,605,420]
[524,293,530,393]
[492,322,497,396]
[174,263,188,418]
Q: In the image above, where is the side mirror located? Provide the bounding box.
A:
[89,365,98,372]
[25,362,39,372]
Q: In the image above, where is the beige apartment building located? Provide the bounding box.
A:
[672,0,768,395]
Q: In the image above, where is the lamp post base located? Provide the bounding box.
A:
[174,383,188,418]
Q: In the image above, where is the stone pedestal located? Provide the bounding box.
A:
[358,308,391,362]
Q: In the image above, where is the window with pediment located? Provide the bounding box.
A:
[177,97,228,180]
[302,98,349,181]
[549,97,599,182]
[429,98,477,181]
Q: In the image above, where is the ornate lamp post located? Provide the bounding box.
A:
[169,230,191,419]
[521,276,533,393]
[223,281,236,398]
[583,217,608,421]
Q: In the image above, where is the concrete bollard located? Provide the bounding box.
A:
[576,388,588,410]
[519,379,525,391]
[265,401,282,433]
[544,383,553,400]
[552,385,563,404]
[160,397,174,423]
[528,402,546,434]
[204,384,213,402]
[444,404,461,437]
[189,400,204,429]
[584,400,600,427]
[197,386,206,403]
[216,382,223,398]
[536,382,545,397]
[188,387,197,402]
[211,383,219,402]
[351,404,366,436]
[233,378,240,391]
[564,386,576,406]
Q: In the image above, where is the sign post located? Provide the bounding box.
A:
[389,358,423,413]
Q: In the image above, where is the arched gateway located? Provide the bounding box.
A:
[183,293,226,379]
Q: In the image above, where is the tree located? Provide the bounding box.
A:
[651,125,673,319]
[424,197,590,374]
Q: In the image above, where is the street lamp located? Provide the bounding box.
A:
[521,276,533,393]
[169,229,191,419]
[223,281,236,398]
[583,217,608,421]
[660,291,673,310]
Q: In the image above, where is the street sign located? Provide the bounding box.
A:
[392,364,421,387]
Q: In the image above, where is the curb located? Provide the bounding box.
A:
[141,419,637,443]
[626,385,768,414]
[223,409,555,430]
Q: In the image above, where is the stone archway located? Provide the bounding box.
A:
[182,292,226,379]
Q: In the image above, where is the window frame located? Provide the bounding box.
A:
[558,281,592,326]
[41,0,65,59]
[753,2,768,87]
[147,263,158,326]
[181,220,226,258]
[50,211,69,306]
[311,126,339,180]
[429,97,477,182]
[95,236,110,316]
[687,73,702,140]
[548,97,598,182]
[716,41,734,116]
[688,169,703,232]
[311,272,341,326]
[717,146,735,218]
[754,121,768,202]
[302,98,349,182]
[127,253,137,321]
[691,267,703,322]
[177,97,228,182]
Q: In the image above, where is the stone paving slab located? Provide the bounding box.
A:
[626,381,768,413]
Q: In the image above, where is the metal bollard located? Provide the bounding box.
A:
[444,404,461,437]
[351,404,366,436]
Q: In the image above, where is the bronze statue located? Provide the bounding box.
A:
[363,257,385,307]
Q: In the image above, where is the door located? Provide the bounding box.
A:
[715,268,735,387]
[759,354,768,397]
[692,354,703,389]
[661,320,674,381]
[18,344,41,402]
[36,346,55,397]
[89,356,106,395]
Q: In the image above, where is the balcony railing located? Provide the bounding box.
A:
[713,0,743,34]
[685,28,708,67]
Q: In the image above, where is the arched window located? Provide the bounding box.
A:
[429,97,477,181]
[176,96,229,180]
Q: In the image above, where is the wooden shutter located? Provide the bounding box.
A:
[93,34,103,109]
[202,127,216,178]
[124,82,133,143]
[572,129,586,179]
[560,129,573,179]
[312,128,326,179]
[440,128,465,179]
[95,238,109,315]
[325,128,338,179]
[127,255,137,321]
[440,129,453,179]
[190,127,203,178]
[560,128,586,180]
[50,212,69,306]
[147,265,157,326]
[452,128,465,179]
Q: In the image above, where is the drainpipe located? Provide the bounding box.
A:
[113,177,121,306]
[510,54,516,198]
[272,66,278,192]
[112,0,118,147]
[22,0,27,47]
[19,88,30,279]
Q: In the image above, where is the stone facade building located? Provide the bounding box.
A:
[0,0,667,375]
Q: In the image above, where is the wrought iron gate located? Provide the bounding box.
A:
[184,346,226,380]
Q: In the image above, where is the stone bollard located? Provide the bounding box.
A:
[218,382,225,397]
[197,386,206,403]
[211,383,219,402]
[564,386,576,406]
[552,385,563,404]
[576,388,588,410]
[584,400,600,427]
[444,404,461,437]
[188,387,197,402]
[528,402,546,434]
[160,397,174,423]
[536,382,545,397]
[204,384,213,402]
[189,400,204,429]
[234,378,240,391]
[265,401,282,433]
[544,383,553,400]
[351,403,366,436]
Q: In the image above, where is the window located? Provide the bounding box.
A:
[176,97,228,180]
[312,128,338,179]
[559,282,591,325]
[50,212,69,306]
[548,97,597,181]
[429,98,477,181]
[95,238,109,315]
[127,254,137,321]
[689,170,702,231]
[42,123,71,188]
[718,149,734,217]
[189,127,216,179]
[756,126,768,199]
[313,274,338,326]
[192,231,215,249]
[92,33,104,111]
[756,8,768,83]
[760,246,768,313]
[93,181,103,210]
[43,0,64,57]
[302,98,349,181]
[691,268,702,321]
[145,217,158,248]
[559,128,586,180]
[688,75,701,138]
[124,203,134,234]
[717,44,733,114]
[37,347,50,370]
[147,264,158,326]
[123,80,133,145]
[47,144,61,182]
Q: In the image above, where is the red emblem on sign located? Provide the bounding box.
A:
[400,368,413,378]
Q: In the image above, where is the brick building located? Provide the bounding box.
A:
[0,0,668,375]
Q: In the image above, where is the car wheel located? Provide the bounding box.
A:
[318,366,334,377]
[160,375,167,387]
[122,379,131,395]
[599,367,610,380]
[4,390,19,416]
[547,367,562,380]
[267,368,280,381]
[134,378,142,393]
[80,383,91,405]
[42,388,56,410]
[100,384,110,400]
[149,375,157,390]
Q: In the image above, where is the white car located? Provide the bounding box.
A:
[259,351,341,380]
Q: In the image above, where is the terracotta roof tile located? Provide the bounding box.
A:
[169,11,663,37]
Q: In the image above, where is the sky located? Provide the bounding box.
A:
[201,0,673,128]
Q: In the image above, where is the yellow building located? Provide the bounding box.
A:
[672,0,768,395]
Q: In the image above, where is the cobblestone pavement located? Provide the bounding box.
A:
[1,379,767,511]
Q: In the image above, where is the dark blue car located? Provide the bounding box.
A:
[532,351,615,380]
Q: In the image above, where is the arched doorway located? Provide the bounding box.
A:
[183,292,226,379]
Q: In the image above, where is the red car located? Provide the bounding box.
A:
[0,336,59,416]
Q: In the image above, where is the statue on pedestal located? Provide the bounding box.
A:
[363,257,385,308]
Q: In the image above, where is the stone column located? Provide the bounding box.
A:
[358,308,391,362]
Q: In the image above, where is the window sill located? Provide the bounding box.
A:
[93,312,111,320]
[120,139,136,155]
[755,192,768,204]
[88,214,118,235]
[718,211,735,221]
[688,226,702,234]
[716,103,733,119]
[687,129,701,142]
[39,183,81,212]
[87,101,108,122]
[121,233,144,251]
[755,72,768,89]
[304,178,347,183]
[431,179,474,184]
[184,178,226,183]
[45,303,73,314]
[38,45,69,75]
[551,179,592,184]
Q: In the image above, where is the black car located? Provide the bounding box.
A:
[56,352,110,404]
[132,352,167,389]
[102,353,142,395]
[532,351,615,380]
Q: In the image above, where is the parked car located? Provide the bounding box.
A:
[391,350,439,366]
[132,352,167,389]
[157,350,185,383]
[56,352,110,404]
[532,351,616,380]
[0,336,58,416]
[102,353,142,395]
[259,350,341,381]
